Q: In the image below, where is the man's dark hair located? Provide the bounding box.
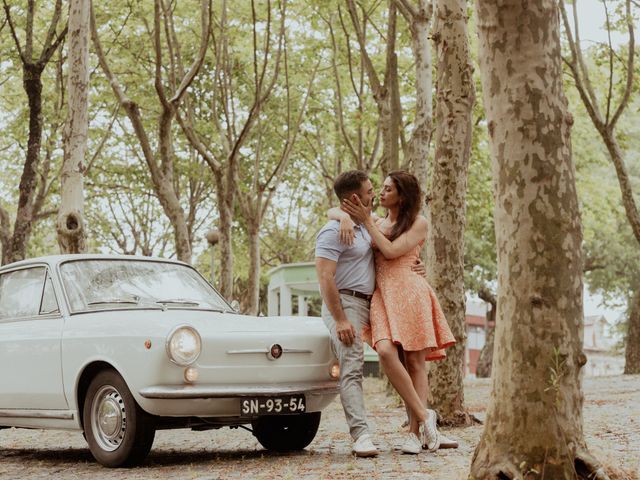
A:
[333,170,369,201]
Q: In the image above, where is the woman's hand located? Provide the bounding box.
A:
[342,196,370,224]
[339,216,355,246]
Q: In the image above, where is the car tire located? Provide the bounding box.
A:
[83,369,156,467]
[252,412,321,452]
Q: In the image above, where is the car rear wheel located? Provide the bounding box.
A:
[252,412,321,452]
[83,370,156,467]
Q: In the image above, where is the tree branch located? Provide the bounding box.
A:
[39,0,64,63]
[169,0,211,106]
[610,0,635,128]
[345,0,382,94]
[394,0,418,22]
[2,1,26,63]
[325,14,359,163]
[153,0,170,110]
[559,0,603,127]
[604,0,614,124]
[91,1,161,182]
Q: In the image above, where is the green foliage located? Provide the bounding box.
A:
[0,0,637,320]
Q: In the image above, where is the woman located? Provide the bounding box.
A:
[330,170,456,454]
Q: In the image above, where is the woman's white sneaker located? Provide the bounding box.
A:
[401,433,422,454]
[419,409,441,452]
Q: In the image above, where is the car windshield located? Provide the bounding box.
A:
[59,259,230,313]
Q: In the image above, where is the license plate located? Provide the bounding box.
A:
[240,395,306,416]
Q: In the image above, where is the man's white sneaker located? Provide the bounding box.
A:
[419,409,440,452]
[401,433,422,454]
[352,433,379,457]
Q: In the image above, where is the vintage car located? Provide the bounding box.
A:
[0,255,339,467]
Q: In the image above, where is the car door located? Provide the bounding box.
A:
[0,265,67,410]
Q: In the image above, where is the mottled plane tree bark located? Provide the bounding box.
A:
[90,0,211,263]
[471,0,607,477]
[1,0,67,264]
[423,0,474,426]
[57,0,89,254]
[559,0,640,375]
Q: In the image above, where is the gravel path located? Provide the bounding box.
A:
[1,375,638,479]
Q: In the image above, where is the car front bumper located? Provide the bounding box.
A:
[139,380,339,399]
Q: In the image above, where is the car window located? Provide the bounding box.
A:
[0,267,47,319]
[60,260,230,313]
[40,274,60,315]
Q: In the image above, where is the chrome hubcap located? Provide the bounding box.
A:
[91,385,126,451]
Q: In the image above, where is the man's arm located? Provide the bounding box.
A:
[315,257,356,346]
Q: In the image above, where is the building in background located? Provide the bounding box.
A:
[582,314,624,376]
[463,307,624,377]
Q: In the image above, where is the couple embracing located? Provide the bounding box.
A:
[315,170,456,456]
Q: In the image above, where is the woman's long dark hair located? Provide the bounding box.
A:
[386,171,422,241]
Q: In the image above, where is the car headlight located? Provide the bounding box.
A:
[166,325,201,366]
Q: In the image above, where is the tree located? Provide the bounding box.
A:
[90,0,211,263]
[1,0,67,264]
[345,0,402,175]
[57,0,89,253]
[178,0,287,299]
[559,0,640,374]
[395,0,434,191]
[470,0,607,477]
[424,0,475,426]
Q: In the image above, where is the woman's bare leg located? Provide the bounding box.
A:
[404,349,429,409]
[376,339,426,434]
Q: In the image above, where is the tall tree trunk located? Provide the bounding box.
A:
[475,286,496,378]
[602,132,640,375]
[246,222,261,315]
[397,0,434,197]
[624,286,640,374]
[57,0,88,254]
[559,0,638,376]
[0,208,10,265]
[426,0,474,427]
[3,0,67,263]
[215,169,234,300]
[471,0,607,477]
[8,63,44,263]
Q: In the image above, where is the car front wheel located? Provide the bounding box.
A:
[83,370,156,467]
[252,412,321,452]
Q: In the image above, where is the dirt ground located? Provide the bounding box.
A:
[0,375,638,480]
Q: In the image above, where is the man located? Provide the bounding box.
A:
[315,170,378,457]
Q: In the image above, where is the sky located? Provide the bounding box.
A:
[572,0,631,47]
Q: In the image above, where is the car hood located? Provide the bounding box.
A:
[70,308,328,335]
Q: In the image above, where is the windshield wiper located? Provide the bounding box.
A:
[155,298,200,307]
[88,298,139,306]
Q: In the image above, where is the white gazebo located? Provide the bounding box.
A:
[266,262,320,316]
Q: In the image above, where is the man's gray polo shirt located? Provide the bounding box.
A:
[315,220,375,295]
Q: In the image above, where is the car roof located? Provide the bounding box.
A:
[0,254,187,273]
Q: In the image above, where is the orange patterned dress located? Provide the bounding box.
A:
[363,230,456,361]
